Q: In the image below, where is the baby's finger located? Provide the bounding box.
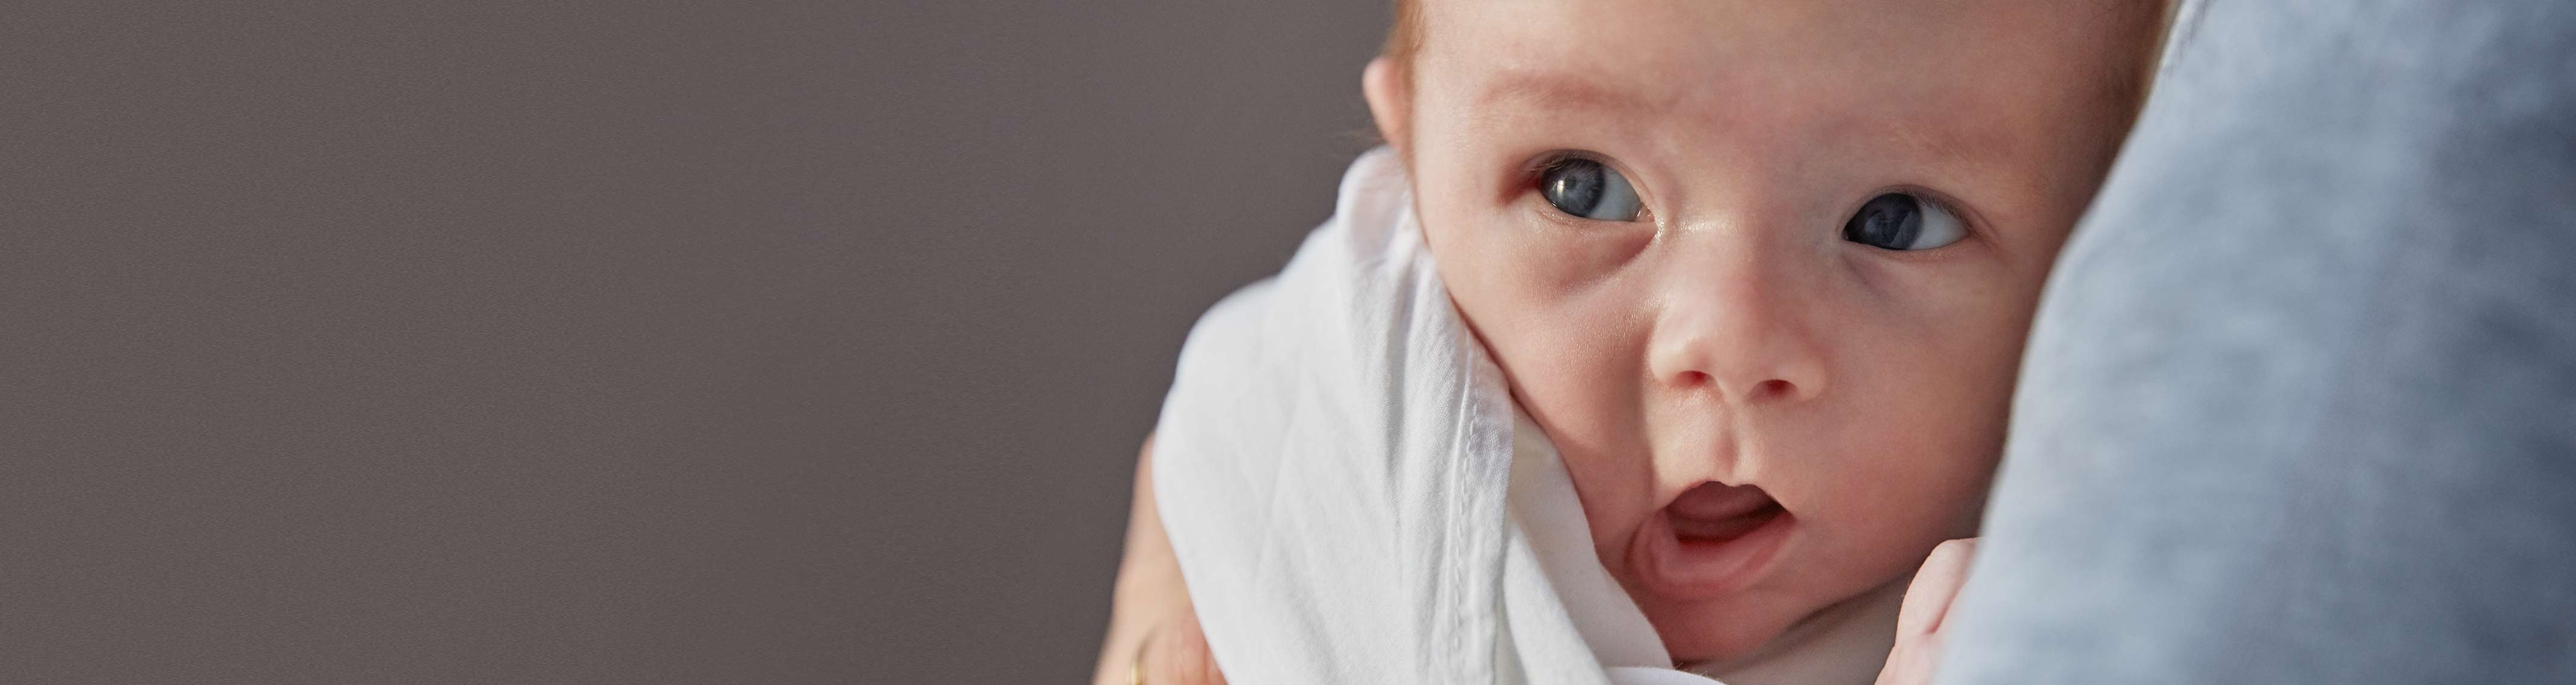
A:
[1139,612,1228,685]
[1895,537,1979,638]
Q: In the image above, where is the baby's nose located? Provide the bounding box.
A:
[1645,272,1828,405]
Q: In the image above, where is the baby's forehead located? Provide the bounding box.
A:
[1413,0,2154,63]
[1413,0,2152,168]
[1455,67,2012,168]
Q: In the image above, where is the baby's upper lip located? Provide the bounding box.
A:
[1665,481,1777,523]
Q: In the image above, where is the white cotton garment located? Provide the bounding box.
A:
[1151,148,1901,685]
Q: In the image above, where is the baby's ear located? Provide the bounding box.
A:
[1361,56,1411,157]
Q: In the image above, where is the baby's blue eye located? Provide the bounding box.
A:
[1841,192,1966,251]
[1539,157,1644,222]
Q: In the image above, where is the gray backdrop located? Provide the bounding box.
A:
[2,2,1384,681]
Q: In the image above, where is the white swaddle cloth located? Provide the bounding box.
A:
[1151,148,1897,685]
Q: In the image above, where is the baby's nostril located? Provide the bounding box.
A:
[1752,379,1794,399]
[1676,370,1712,388]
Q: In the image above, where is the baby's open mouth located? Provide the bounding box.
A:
[1667,481,1786,541]
[1631,481,1796,600]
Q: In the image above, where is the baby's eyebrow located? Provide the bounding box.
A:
[1467,68,2004,173]
[1473,71,1661,115]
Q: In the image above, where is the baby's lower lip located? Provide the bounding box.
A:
[1630,492,1795,601]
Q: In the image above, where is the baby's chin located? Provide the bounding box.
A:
[1632,589,1812,662]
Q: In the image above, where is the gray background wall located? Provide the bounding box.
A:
[2,2,1384,681]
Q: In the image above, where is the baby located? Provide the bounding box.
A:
[1103,1,2170,683]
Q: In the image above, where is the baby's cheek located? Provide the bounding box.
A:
[1455,284,1660,556]
[1424,210,1654,452]
[1792,353,2011,572]
[1836,389,2008,543]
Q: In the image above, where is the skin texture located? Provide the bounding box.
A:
[1372,0,2155,664]
[1092,442,1228,685]
[1099,1,2162,681]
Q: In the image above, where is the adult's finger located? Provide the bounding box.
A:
[1877,538,1981,685]
[1896,537,1980,638]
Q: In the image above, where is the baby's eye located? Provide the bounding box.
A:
[1841,192,1966,251]
[1538,157,1644,222]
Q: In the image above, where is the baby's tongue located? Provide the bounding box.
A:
[1666,482,1779,540]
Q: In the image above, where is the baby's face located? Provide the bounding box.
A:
[1391,0,2154,662]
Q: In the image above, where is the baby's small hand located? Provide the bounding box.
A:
[1873,538,1979,685]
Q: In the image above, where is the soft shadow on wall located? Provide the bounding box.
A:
[1,1,1384,682]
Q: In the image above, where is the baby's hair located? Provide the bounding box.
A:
[1381,1,2164,71]
[1376,0,2172,168]
[1381,0,1424,71]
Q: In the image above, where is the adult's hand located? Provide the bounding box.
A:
[1093,437,1228,685]
[1874,538,1978,685]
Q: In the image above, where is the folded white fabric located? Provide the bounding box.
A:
[1151,147,1712,685]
